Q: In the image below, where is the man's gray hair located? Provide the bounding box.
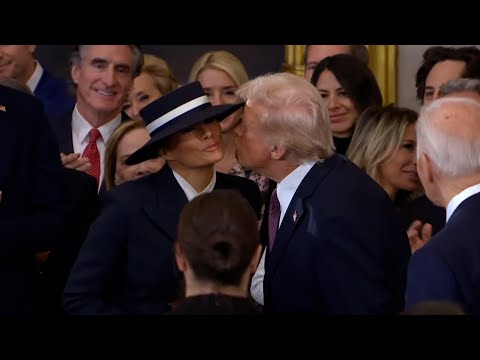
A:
[438,78,480,98]
[417,97,480,177]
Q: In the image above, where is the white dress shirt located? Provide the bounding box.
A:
[172,169,216,201]
[71,105,122,189]
[250,161,316,305]
[26,61,43,93]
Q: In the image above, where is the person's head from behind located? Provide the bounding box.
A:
[234,72,335,181]
[0,45,37,83]
[125,81,244,170]
[123,54,179,121]
[438,77,480,103]
[416,46,480,106]
[189,50,248,134]
[175,189,262,296]
[311,54,383,139]
[416,97,480,207]
[104,119,165,190]
[304,45,369,81]
[70,45,143,122]
[347,104,420,201]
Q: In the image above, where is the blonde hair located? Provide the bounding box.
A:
[188,50,248,87]
[104,119,147,190]
[347,104,418,183]
[142,54,179,95]
[237,72,335,162]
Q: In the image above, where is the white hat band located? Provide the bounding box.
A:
[146,95,209,134]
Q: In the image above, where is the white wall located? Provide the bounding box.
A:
[396,45,480,111]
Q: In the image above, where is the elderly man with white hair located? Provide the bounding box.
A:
[406,96,480,315]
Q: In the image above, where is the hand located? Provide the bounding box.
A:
[407,220,432,254]
[61,152,92,172]
[0,190,2,204]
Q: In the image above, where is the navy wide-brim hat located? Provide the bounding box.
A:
[126,81,244,165]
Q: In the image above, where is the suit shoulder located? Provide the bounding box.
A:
[216,172,262,217]
[0,84,43,108]
[217,171,258,189]
[104,171,160,205]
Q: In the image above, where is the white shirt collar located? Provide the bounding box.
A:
[172,169,216,201]
[276,161,316,226]
[26,60,43,93]
[71,104,122,145]
[446,183,480,222]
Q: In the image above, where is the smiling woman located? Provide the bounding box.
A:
[283,45,397,105]
[346,104,420,203]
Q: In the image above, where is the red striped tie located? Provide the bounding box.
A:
[82,128,101,185]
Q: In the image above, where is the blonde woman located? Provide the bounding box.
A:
[123,54,179,120]
[188,50,271,206]
[104,119,165,190]
[346,104,437,252]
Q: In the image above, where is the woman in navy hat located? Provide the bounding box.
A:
[63,81,262,315]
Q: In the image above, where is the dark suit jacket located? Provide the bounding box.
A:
[40,168,100,316]
[63,165,262,315]
[0,84,68,315]
[34,68,75,119]
[263,154,411,314]
[406,192,480,315]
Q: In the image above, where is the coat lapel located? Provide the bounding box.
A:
[0,110,18,187]
[266,155,341,280]
[142,166,188,241]
[53,113,74,154]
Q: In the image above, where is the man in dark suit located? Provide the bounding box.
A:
[40,167,101,316]
[0,45,75,119]
[405,97,480,315]
[48,45,143,193]
[234,72,411,314]
[0,84,68,315]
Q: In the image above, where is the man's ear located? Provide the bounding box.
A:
[419,152,435,185]
[71,64,79,85]
[174,243,187,273]
[270,144,286,160]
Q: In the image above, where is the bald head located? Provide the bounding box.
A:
[417,97,480,177]
[427,97,480,139]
